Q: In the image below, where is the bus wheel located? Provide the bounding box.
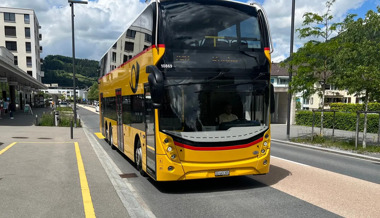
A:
[135,140,145,176]
[105,124,109,143]
[109,125,115,149]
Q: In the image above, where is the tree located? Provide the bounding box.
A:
[333,7,380,148]
[87,82,99,101]
[284,0,340,136]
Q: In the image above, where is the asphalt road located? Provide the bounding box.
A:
[77,105,380,217]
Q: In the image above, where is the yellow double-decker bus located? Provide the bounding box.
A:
[98,0,274,181]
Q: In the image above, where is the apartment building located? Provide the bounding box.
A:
[270,63,364,124]
[0,7,43,82]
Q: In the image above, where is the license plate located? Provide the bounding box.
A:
[215,170,230,176]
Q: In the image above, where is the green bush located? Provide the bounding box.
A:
[296,110,380,133]
[39,113,54,126]
[56,107,73,112]
[330,103,380,112]
[38,112,81,127]
[58,115,81,127]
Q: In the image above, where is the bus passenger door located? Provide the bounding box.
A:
[100,93,105,136]
[116,89,124,152]
[144,85,156,178]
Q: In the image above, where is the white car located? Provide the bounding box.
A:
[95,105,99,112]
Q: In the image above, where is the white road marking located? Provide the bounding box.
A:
[82,124,155,218]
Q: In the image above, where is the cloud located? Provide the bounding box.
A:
[1,0,146,60]
[258,0,367,62]
[1,0,369,62]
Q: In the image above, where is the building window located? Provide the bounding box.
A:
[5,41,17,51]
[25,28,31,38]
[26,42,31,52]
[278,78,289,85]
[4,13,16,22]
[113,42,117,49]
[145,34,152,43]
[123,55,128,63]
[5,26,16,37]
[126,30,136,38]
[303,98,310,105]
[14,56,18,66]
[124,42,134,52]
[26,57,32,67]
[112,52,116,62]
[24,14,30,24]
[270,78,275,84]
[27,71,33,76]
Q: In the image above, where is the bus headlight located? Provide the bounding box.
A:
[261,149,266,154]
[171,154,176,160]
[263,141,268,146]
[167,146,173,152]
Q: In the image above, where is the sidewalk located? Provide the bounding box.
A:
[0,107,53,126]
[271,124,380,160]
[0,108,130,217]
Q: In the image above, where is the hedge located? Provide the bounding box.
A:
[330,103,380,113]
[296,110,380,133]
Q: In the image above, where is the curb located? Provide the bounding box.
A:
[272,138,380,162]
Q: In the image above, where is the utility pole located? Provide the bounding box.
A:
[69,0,87,128]
[287,0,296,140]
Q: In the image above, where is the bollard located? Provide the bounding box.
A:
[54,111,59,126]
[71,120,73,139]
[35,115,38,126]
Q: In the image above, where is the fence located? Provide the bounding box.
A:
[309,109,380,146]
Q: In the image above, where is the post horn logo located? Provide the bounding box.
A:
[130,62,140,93]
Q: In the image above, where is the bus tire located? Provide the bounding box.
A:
[135,139,145,176]
[109,124,116,150]
[104,122,108,143]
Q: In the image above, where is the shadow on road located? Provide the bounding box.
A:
[148,165,291,194]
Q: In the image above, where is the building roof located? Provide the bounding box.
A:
[271,63,289,76]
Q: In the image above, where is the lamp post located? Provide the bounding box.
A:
[68,0,87,128]
[287,0,296,140]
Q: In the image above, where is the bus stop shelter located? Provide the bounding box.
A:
[0,47,46,111]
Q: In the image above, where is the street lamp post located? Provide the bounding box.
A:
[287,0,296,140]
[68,0,87,128]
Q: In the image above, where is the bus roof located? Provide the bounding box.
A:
[99,0,267,61]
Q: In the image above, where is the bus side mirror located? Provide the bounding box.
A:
[147,65,164,108]
[270,84,275,114]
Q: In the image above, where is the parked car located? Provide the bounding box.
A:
[95,105,99,112]
[59,102,69,107]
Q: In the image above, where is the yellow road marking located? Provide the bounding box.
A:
[0,142,17,155]
[14,142,73,144]
[94,132,105,139]
[75,142,96,218]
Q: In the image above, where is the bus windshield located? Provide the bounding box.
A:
[162,0,262,51]
[159,77,270,143]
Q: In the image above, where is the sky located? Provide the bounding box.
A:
[1,0,379,62]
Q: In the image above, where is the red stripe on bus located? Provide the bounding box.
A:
[98,44,165,81]
[264,47,270,51]
[173,137,263,151]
